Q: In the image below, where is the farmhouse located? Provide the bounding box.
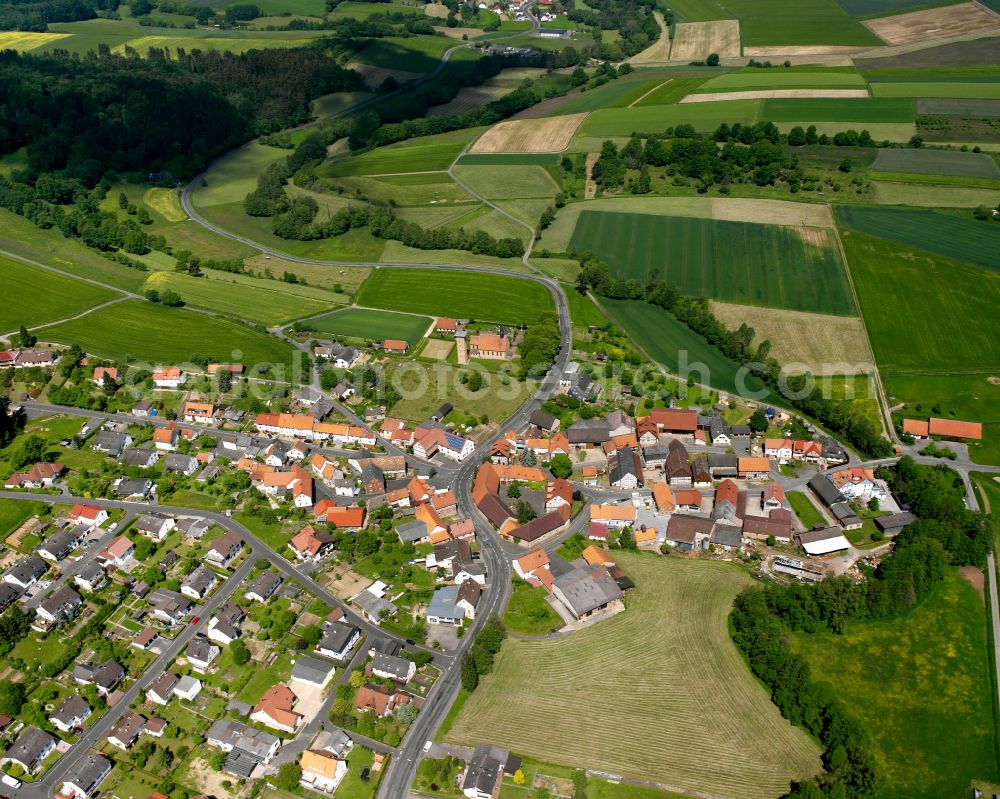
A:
[738,457,771,480]
[382,339,409,355]
[609,446,643,490]
[590,503,635,529]
[413,425,475,462]
[829,467,883,502]
[152,367,187,388]
[663,514,714,552]
[552,565,624,621]
[505,508,569,543]
[903,417,982,440]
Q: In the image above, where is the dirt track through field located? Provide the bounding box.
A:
[469,113,589,153]
[682,88,870,102]
[669,20,741,61]
[629,79,673,107]
[863,2,1000,45]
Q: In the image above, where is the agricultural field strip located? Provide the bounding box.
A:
[696,71,869,91]
[683,88,871,102]
[306,306,432,344]
[871,82,1000,98]
[871,147,1000,177]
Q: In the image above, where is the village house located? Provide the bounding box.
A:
[68,503,108,528]
[590,503,636,530]
[2,727,56,775]
[250,685,303,734]
[146,672,179,705]
[300,749,348,794]
[183,401,216,425]
[186,638,221,673]
[37,526,84,562]
[829,467,884,502]
[371,652,416,683]
[36,585,83,626]
[75,561,108,593]
[147,588,193,625]
[245,571,282,603]
[355,684,407,718]
[461,744,509,799]
[4,555,48,590]
[74,659,125,696]
[152,367,186,388]
[135,513,175,542]
[289,524,333,561]
[108,711,146,750]
[97,535,135,569]
[181,564,219,600]
[49,696,91,733]
[55,753,112,799]
[552,565,624,621]
[318,621,361,661]
[382,339,409,355]
[93,366,117,386]
[206,531,243,567]
[4,461,64,489]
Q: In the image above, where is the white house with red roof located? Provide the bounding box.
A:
[68,504,108,528]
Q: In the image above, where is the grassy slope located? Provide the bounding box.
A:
[839,228,1000,373]
[793,570,999,799]
[355,268,553,325]
[1,255,118,331]
[579,100,762,136]
[43,299,296,369]
[307,307,431,343]
[447,554,822,799]
[570,211,856,316]
[321,128,483,178]
[599,298,779,401]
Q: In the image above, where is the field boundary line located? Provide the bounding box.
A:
[20,296,130,339]
[629,79,673,107]
[828,216,896,445]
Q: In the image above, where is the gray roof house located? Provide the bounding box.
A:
[37,585,83,625]
[147,587,193,625]
[371,652,416,683]
[462,744,509,799]
[121,448,161,468]
[186,637,221,672]
[291,655,335,688]
[164,453,198,475]
[181,564,219,600]
[1,727,56,774]
[206,720,281,775]
[49,695,91,733]
[135,513,175,541]
[37,527,82,562]
[317,621,361,661]
[92,430,132,457]
[245,571,282,602]
[114,477,153,498]
[58,752,112,799]
[4,555,48,589]
[552,566,624,620]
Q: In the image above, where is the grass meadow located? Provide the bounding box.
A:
[351,35,455,72]
[835,0,963,15]
[142,271,339,325]
[386,361,531,423]
[696,71,868,92]
[886,372,1000,465]
[836,206,1000,272]
[871,82,1000,99]
[839,228,1000,373]
[761,97,915,121]
[579,100,762,136]
[191,142,289,207]
[599,298,778,400]
[724,0,881,45]
[307,307,431,343]
[450,165,559,200]
[633,77,711,107]
[356,268,553,324]
[321,128,482,177]
[871,148,1000,178]
[447,554,822,799]
[1,255,118,332]
[793,570,999,799]
[787,490,826,528]
[569,211,856,315]
[0,499,47,536]
[43,299,296,368]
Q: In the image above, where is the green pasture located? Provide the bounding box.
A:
[191,142,289,207]
[721,0,881,45]
[872,82,1000,99]
[564,288,609,328]
[307,307,431,344]
[787,491,825,528]
[0,255,118,333]
[578,100,762,137]
[794,570,999,799]
[761,97,914,121]
[112,34,311,56]
[329,1,423,18]
[834,0,965,15]
[872,181,1000,207]
[599,298,778,400]
[503,579,563,635]
[633,77,711,107]
[43,299,297,369]
[839,228,1000,373]
[456,153,560,167]
[351,35,455,72]
[916,98,1000,116]
[836,206,1000,272]
[355,268,553,324]
[870,148,1000,178]
[697,71,868,92]
[0,500,47,536]
[142,271,339,325]
[570,211,855,315]
[321,128,482,177]
[450,165,559,200]
[886,373,999,466]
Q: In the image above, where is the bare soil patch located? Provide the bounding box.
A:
[709,197,834,227]
[797,227,830,246]
[682,88,869,102]
[470,113,589,153]
[347,61,423,90]
[584,152,598,199]
[988,376,1000,385]
[960,565,985,601]
[322,568,372,600]
[863,2,1000,46]
[627,10,672,64]
[744,45,870,56]
[424,2,449,17]
[421,339,454,359]
[710,301,873,374]
[669,20,741,61]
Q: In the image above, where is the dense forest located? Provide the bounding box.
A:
[0,47,362,182]
[0,0,118,31]
[574,257,893,458]
[564,0,663,59]
[731,456,991,798]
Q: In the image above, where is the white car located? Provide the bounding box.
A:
[423,740,433,753]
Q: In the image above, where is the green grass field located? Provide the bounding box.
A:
[387,360,532,423]
[570,212,856,315]
[725,0,881,45]
[872,82,1000,99]
[351,35,455,72]
[872,181,1000,207]
[839,228,1000,373]
[697,72,868,92]
[307,307,431,343]
[456,153,560,167]
[836,206,1000,273]
[0,499,47,536]
[450,165,559,200]
[1,255,119,332]
[329,0,423,18]
[111,34,311,56]
[793,570,999,799]
[871,148,1000,178]
[191,142,289,207]
[579,101,762,136]
[43,299,296,369]
[886,373,1000,465]
[355,268,553,324]
[761,97,915,122]
[916,98,1000,116]
[787,490,826,528]
[321,128,481,178]
[632,77,710,107]
[834,0,964,15]
[565,288,610,328]
[448,555,821,798]
[142,271,339,325]
[600,298,778,400]
[503,579,564,635]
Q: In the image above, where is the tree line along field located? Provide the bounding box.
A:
[42,299,297,370]
[355,268,554,325]
[306,307,431,344]
[836,206,1000,273]
[793,570,999,799]
[569,211,857,316]
[599,298,779,401]
[1,256,118,333]
[142,271,341,326]
[871,148,1000,178]
[839,228,1000,374]
[447,555,821,799]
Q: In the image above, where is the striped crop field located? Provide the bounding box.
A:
[446,554,822,799]
[0,31,71,51]
[569,211,856,315]
[871,82,1000,99]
